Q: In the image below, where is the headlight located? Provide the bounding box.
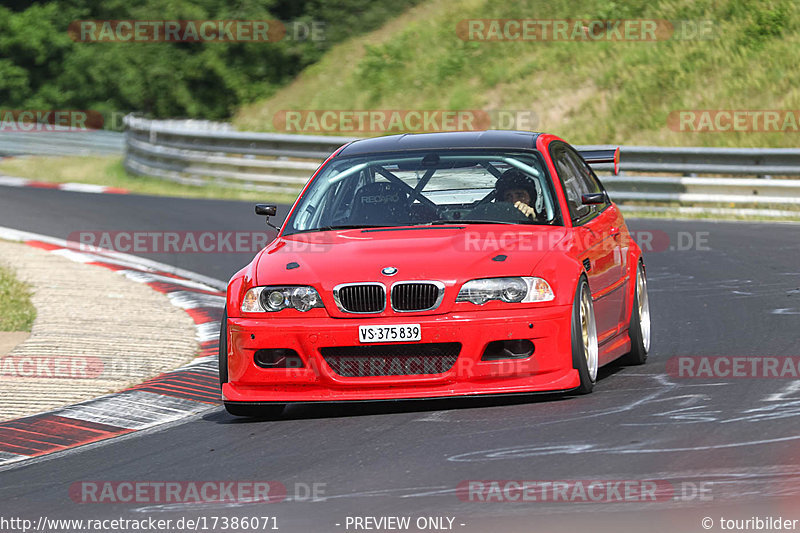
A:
[456,277,554,305]
[241,286,324,313]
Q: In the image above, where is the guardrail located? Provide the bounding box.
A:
[124,116,353,194]
[0,129,123,157]
[123,116,800,212]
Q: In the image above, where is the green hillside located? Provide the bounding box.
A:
[234,0,800,147]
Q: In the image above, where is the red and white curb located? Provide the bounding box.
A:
[0,226,226,467]
[0,175,128,194]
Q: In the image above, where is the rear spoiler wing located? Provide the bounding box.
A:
[579,147,620,175]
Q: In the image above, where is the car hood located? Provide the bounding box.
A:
[254,225,568,287]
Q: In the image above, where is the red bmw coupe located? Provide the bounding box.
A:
[220,131,650,417]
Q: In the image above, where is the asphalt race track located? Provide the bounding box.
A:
[1,185,799,532]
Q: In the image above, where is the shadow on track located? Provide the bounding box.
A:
[205,362,626,424]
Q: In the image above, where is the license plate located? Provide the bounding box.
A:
[358,324,421,343]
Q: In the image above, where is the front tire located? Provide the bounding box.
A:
[218,307,228,386]
[622,261,650,365]
[571,276,598,394]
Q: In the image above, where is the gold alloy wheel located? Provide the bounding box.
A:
[579,284,599,381]
[637,264,651,353]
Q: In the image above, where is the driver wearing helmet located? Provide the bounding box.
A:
[494,169,542,220]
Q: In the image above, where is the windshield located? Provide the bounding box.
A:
[284,150,560,235]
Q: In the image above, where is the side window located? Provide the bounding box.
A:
[564,148,605,199]
[551,143,608,223]
[551,146,587,221]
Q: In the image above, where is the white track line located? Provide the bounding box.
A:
[0,225,227,291]
[56,391,211,430]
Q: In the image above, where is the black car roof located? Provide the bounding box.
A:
[337,130,542,156]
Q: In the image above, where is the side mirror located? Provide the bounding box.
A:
[255,204,279,231]
[255,204,277,217]
[581,193,607,205]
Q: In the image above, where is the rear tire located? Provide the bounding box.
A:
[622,261,650,365]
[571,276,598,394]
[224,403,285,418]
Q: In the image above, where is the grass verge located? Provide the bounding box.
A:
[234,0,800,148]
[0,261,36,332]
[0,156,300,204]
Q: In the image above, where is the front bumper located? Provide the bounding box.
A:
[222,305,577,402]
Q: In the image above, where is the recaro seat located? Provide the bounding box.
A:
[349,182,412,226]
